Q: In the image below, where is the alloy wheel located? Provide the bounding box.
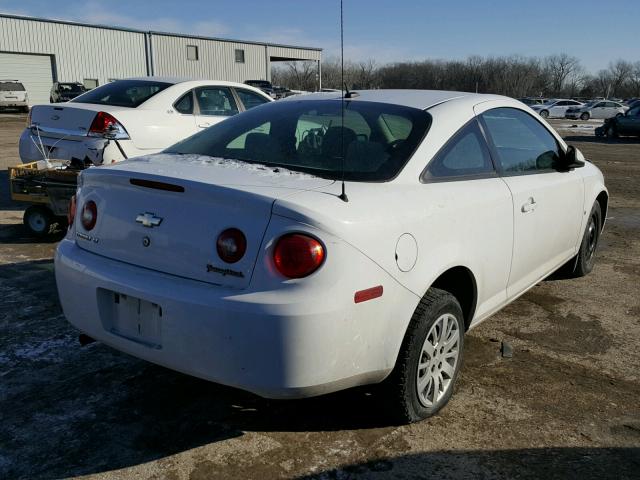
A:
[416,313,461,407]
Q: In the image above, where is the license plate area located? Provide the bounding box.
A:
[98,289,163,349]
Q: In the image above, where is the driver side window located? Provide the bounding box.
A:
[480,108,561,174]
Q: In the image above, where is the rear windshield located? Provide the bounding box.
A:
[165,99,431,181]
[72,80,171,108]
[0,82,25,91]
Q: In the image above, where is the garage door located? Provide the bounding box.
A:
[0,53,54,105]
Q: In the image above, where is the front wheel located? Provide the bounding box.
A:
[606,125,618,139]
[381,288,464,423]
[580,112,590,121]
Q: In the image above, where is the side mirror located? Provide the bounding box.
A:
[558,145,585,171]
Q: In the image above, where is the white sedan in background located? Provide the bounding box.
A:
[19,78,272,165]
[56,90,607,423]
[565,100,628,120]
[530,98,584,118]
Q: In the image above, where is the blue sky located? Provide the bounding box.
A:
[1,0,638,72]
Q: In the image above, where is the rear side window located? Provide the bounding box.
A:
[72,80,171,107]
[235,89,269,110]
[423,120,494,181]
[481,107,561,174]
[0,82,25,91]
[174,91,194,114]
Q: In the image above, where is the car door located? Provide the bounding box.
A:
[421,119,513,321]
[194,86,239,130]
[550,101,568,117]
[591,102,607,119]
[479,107,585,298]
[603,102,620,119]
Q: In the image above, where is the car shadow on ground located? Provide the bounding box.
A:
[0,259,413,479]
[293,448,640,480]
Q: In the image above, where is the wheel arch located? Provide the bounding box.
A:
[595,190,608,231]
[426,266,478,331]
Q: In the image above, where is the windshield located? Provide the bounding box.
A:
[165,99,431,181]
[60,83,84,93]
[0,82,25,91]
[72,80,171,107]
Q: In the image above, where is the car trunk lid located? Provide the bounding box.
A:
[29,103,129,140]
[74,154,334,288]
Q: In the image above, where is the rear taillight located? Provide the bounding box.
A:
[273,233,325,279]
[217,228,247,263]
[88,111,129,139]
[67,195,77,226]
[81,200,97,231]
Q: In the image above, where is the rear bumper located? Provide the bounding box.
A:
[19,128,134,164]
[0,100,27,107]
[55,237,418,398]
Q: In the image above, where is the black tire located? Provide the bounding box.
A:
[606,124,618,139]
[540,110,549,118]
[381,288,465,424]
[22,106,29,113]
[615,113,623,118]
[50,97,54,103]
[23,205,53,237]
[572,202,602,277]
[580,112,590,121]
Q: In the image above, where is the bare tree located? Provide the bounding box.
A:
[608,60,634,97]
[544,54,582,95]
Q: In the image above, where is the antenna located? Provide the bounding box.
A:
[338,0,349,202]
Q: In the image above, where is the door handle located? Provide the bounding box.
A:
[521,197,537,213]
[198,123,211,128]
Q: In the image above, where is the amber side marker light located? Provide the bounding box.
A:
[354,285,383,303]
[67,194,77,226]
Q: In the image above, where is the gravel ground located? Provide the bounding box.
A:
[0,114,639,479]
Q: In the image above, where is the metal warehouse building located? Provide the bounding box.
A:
[0,13,322,105]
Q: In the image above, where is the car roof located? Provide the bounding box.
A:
[124,76,256,89]
[281,89,506,110]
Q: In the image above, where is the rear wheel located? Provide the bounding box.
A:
[580,112,590,120]
[572,202,602,277]
[606,125,618,139]
[23,206,53,237]
[540,110,549,118]
[381,288,464,423]
[615,113,623,118]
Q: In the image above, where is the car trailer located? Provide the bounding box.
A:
[9,162,78,237]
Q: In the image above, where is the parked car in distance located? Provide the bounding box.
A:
[244,79,276,98]
[55,90,607,423]
[0,80,29,112]
[50,82,86,103]
[565,100,627,120]
[517,97,546,106]
[595,105,640,138]
[530,98,584,118]
[20,77,272,165]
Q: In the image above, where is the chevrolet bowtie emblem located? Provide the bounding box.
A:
[136,212,163,228]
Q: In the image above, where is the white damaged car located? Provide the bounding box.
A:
[55,90,607,422]
[19,77,272,165]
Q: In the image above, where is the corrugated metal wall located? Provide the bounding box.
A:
[0,16,147,85]
[0,15,322,89]
[151,34,268,82]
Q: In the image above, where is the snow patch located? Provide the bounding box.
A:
[131,154,317,179]
[13,333,75,363]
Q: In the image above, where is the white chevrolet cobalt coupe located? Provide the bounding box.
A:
[55,90,607,423]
